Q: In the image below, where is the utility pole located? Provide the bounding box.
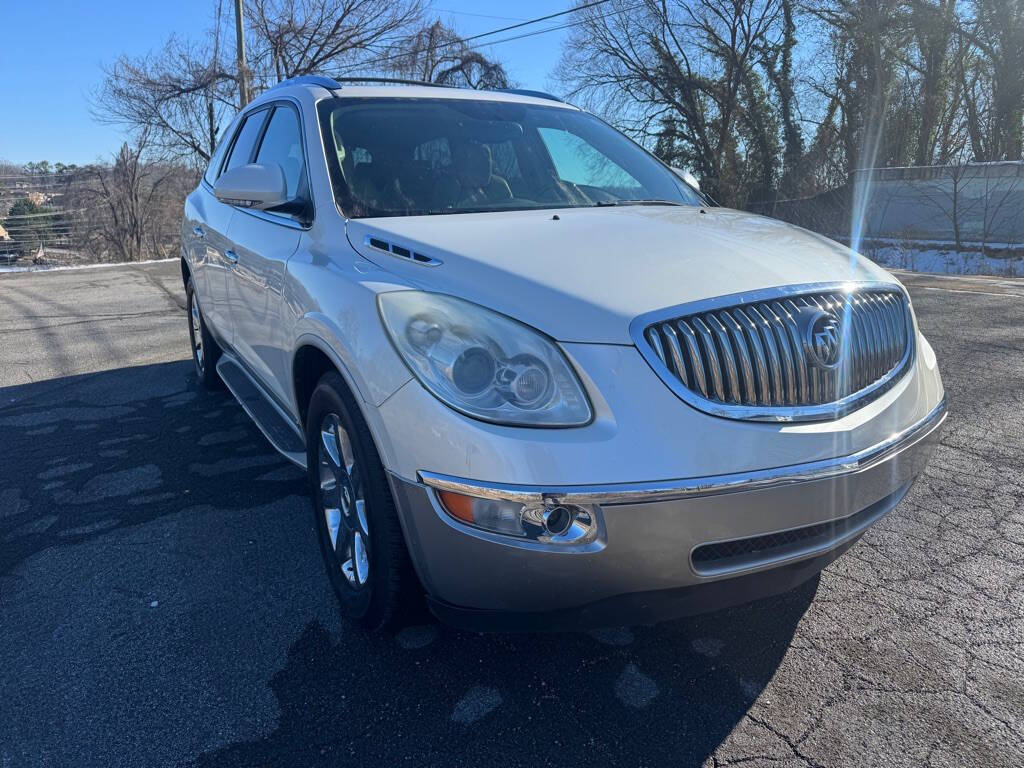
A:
[234,0,249,108]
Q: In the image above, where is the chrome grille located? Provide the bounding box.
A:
[637,285,914,421]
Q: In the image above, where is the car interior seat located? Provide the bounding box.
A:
[432,142,513,210]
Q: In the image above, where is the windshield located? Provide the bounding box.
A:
[317,97,704,218]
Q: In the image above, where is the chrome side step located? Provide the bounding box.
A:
[216,353,308,469]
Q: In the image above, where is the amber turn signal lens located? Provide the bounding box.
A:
[436,489,528,536]
[438,490,476,524]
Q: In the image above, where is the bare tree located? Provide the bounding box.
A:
[960,0,1024,160]
[243,0,423,84]
[908,0,961,165]
[382,20,511,88]
[95,0,426,169]
[806,0,913,173]
[557,0,786,207]
[761,0,804,197]
[94,26,237,168]
[944,161,970,250]
[975,164,1023,251]
[73,135,187,263]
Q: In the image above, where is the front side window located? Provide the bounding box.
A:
[255,106,307,200]
[223,109,269,174]
[203,120,236,186]
[318,97,703,218]
[537,127,642,196]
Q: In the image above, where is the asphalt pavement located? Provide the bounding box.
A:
[1,261,1022,767]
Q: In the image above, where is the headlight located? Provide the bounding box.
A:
[378,291,592,426]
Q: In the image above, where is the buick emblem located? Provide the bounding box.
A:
[801,309,842,370]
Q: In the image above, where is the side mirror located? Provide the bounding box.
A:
[213,163,289,210]
[671,167,700,192]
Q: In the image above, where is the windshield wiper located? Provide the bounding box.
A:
[593,199,688,207]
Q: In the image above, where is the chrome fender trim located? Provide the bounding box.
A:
[419,398,947,505]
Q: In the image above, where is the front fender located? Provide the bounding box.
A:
[289,320,410,409]
[285,238,414,405]
[283,244,415,474]
[288,317,410,474]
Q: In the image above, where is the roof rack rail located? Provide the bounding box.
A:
[330,76,457,89]
[270,75,343,91]
[495,88,563,103]
[267,77,565,103]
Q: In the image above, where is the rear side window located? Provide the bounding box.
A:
[254,106,307,199]
[223,110,269,174]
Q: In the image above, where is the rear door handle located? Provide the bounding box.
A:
[192,226,205,238]
[225,249,239,265]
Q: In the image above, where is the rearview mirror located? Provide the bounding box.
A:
[671,167,700,192]
[213,163,289,210]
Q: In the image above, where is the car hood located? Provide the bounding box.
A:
[346,206,896,344]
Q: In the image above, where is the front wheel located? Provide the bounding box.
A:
[305,371,419,630]
[186,279,223,390]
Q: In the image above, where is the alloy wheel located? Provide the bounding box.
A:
[318,413,370,588]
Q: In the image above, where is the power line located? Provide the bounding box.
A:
[455,0,610,45]
[240,2,621,93]
[467,4,643,49]
[1,208,96,220]
[0,184,76,190]
[2,223,81,229]
[432,7,528,22]
[0,173,91,180]
[2,224,80,231]
[2,233,80,239]
[2,220,89,229]
[356,0,612,72]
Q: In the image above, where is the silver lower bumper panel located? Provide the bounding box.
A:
[392,399,946,616]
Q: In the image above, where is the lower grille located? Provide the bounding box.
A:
[637,285,914,421]
[690,485,909,576]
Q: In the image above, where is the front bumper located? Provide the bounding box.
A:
[387,399,947,630]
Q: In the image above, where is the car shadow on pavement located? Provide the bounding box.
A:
[0,360,308,580]
[0,360,816,766]
[195,578,816,767]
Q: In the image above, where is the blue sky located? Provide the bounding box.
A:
[0,1,571,166]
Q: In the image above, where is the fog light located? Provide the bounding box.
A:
[542,505,573,535]
[522,503,595,542]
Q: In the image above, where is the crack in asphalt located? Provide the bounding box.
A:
[131,263,187,311]
[5,310,178,334]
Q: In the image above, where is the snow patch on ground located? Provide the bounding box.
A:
[0,257,176,274]
[868,245,1024,277]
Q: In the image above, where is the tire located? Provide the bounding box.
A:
[186,279,224,390]
[306,371,419,630]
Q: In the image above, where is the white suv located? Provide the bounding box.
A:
[181,76,946,631]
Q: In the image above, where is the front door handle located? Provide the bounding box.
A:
[225,249,239,265]
[192,225,205,238]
